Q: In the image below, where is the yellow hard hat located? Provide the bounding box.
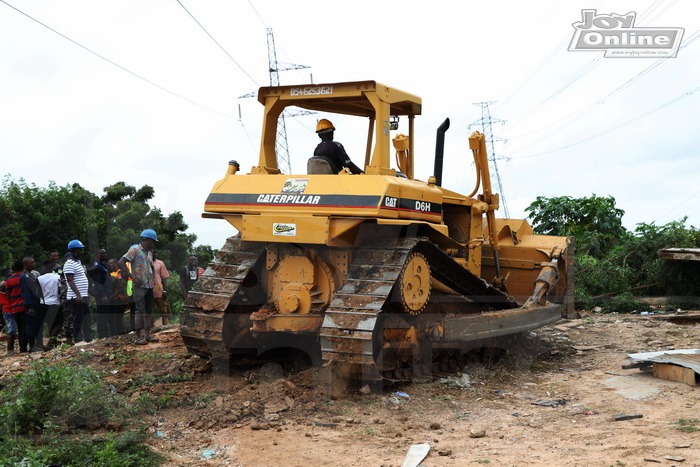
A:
[316,119,335,134]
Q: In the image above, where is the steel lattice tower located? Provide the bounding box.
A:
[267,28,309,174]
[469,101,510,218]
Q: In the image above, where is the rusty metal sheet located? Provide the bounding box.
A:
[658,248,700,261]
[628,349,700,374]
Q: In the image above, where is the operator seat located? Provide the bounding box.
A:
[307,156,335,174]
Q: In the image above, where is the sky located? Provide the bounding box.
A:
[1,0,699,249]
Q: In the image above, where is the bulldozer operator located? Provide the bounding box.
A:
[308,119,364,175]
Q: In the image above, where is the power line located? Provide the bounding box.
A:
[494,0,609,112]
[0,0,235,119]
[493,34,571,111]
[512,85,700,159]
[176,0,259,87]
[501,0,681,124]
[505,56,602,124]
[246,0,268,28]
[652,189,700,225]
[508,27,700,148]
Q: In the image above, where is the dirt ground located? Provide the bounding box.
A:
[1,310,699,467]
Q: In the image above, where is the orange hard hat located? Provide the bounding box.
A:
[316,119,335,134]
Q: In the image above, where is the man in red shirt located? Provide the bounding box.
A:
[0,281,12,353]
[4,260,28,354]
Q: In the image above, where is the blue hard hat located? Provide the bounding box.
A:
[67,239,85,250]
[140,229,158,241]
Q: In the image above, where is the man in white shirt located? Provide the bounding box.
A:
[64,239,91,344]
[38,261,62,348]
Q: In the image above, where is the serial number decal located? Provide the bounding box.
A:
[290,85,333,96]
[273,223,296,236]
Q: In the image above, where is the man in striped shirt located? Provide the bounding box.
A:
[64,239,90,344]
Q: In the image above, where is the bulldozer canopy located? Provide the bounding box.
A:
[257,80,422,117]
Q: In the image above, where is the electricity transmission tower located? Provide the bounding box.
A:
[266,28,310,174]
[468,101,510,217]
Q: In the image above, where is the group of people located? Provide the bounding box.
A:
[1,229,203,355]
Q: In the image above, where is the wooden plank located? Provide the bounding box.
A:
[653,363,698,386]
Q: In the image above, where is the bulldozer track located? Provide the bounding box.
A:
[320,237,419,372]
[180,237,265,358]
[180,235,548,387]
[320,236,516,382]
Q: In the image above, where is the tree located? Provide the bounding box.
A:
[0,178,210,287]
[0,177,100,266]
[525,194,627,257]
[624,219,700,296]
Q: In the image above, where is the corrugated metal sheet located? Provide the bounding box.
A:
[628,349,700,374]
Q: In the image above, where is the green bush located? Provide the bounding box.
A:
[0,431,163,466]
[0,362,164,466]
[595,293,646,314]
[0,362,126,435]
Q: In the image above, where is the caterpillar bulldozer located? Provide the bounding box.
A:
[180,80,574,387]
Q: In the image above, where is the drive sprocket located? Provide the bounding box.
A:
[398,251,431,314]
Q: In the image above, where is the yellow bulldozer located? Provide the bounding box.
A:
[180,80,573,386]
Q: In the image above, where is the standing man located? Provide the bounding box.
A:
[119,229,158,345]
[37,261,62,348]
[180,255,199,300]
[0,281,10,351]
[4,260,28,353]
[90,248,114,338]
[20,257,45,352]
[48,250,63,275]
[108,258,126,335]
[64,239,90,345]
[46,250,66,338]
[152,249,171,325]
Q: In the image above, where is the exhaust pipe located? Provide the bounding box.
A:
[433,118,450,187]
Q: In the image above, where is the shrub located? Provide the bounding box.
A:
[0,431,163,466]
[0,362,125,435]
[595,293,646,314]
[0,362,164,466]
